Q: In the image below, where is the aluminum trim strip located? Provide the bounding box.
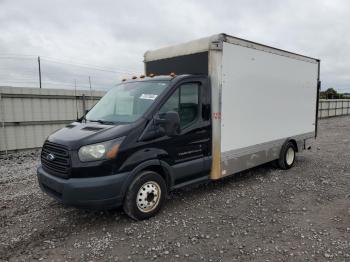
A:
[219,132,315,178]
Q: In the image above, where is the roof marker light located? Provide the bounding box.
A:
[170,72,176,77]
[122,78,127,82]
[140,74,145,79]
[149,73,155,78]
[132,76,137,79]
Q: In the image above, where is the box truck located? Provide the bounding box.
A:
[37,34,320,220]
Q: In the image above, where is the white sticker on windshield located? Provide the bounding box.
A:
[140,94,158,100]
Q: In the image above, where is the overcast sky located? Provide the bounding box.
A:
[0,0,349,91]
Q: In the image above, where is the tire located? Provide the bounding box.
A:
[277,141,296,170]
[123,170,167,220]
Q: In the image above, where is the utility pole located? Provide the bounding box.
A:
[74,79,78,119]
[38,56,42,89]
[88,76,92,107]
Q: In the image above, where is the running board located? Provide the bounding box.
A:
[172,175,209,190]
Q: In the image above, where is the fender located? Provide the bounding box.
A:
[159,160,175,187]
[282,138,299,152]
[118,147,169,172]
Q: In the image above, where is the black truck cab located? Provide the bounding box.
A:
[37,74,212,220]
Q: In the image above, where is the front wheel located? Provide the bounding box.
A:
[277,141,296,170]
[123,170,167,220]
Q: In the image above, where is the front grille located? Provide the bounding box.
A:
[41,141,71,178]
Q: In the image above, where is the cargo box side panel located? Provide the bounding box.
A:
[220,42,318,176]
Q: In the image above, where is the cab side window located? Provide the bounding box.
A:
[159,83,200,128]
[159,89,179,114]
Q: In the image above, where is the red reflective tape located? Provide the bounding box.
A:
[213,112,221,120]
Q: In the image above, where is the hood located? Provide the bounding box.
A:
[47,121,139,150]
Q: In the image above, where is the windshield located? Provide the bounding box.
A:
[86,81,169,124]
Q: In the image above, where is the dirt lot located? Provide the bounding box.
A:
[0,116,349,262]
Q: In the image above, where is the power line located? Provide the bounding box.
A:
[0,56,37,60]
[41,80,110,88]
[0,54,139,75]
[0,80,110,90]
[0,70,120,81]
[40,57,137,75]
[0,53,37,57]
[0,54,37,58]
[0,77,40,82]
[0,80,39,84]
[0,69,39,73]
[40,70,118,79]
[41,59,134,75]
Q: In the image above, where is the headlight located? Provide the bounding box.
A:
[78,138,124,162]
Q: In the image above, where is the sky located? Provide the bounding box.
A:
[0,0,349,92]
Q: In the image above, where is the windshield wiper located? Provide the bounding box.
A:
[88,119,116,125]
[80,115,87,123]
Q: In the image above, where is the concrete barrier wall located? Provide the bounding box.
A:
[0,86,105,152]
[0,87,349,153]
[318,99,350,118]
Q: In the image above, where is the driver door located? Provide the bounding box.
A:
[156,79,211,185]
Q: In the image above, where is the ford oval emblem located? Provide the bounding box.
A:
[47,153,55,161]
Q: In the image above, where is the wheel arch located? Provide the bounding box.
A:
[120,159,173,200]
[287,138,298,152]
[138,164,172,190]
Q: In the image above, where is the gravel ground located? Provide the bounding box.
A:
[0,116,349,262]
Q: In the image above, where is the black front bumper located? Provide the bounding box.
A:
[37,165,129,209]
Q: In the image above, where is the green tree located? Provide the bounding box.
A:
[320,88,343,99]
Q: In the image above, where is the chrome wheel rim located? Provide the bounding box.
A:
[136,181,161,213]
[286,147,295,166]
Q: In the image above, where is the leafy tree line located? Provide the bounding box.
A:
[320,88,350,99]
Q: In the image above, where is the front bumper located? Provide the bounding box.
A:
[37,165,129,209]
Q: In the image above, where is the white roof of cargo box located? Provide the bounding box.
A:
[144,33,319,64]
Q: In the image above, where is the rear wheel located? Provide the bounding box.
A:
[123,170,167,220]
[277,141,296,170]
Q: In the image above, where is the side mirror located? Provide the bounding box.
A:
[154,111,180,137]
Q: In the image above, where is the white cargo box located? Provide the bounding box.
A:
[144,33,320,180]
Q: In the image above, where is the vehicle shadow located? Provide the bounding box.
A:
[59,161,279,224]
